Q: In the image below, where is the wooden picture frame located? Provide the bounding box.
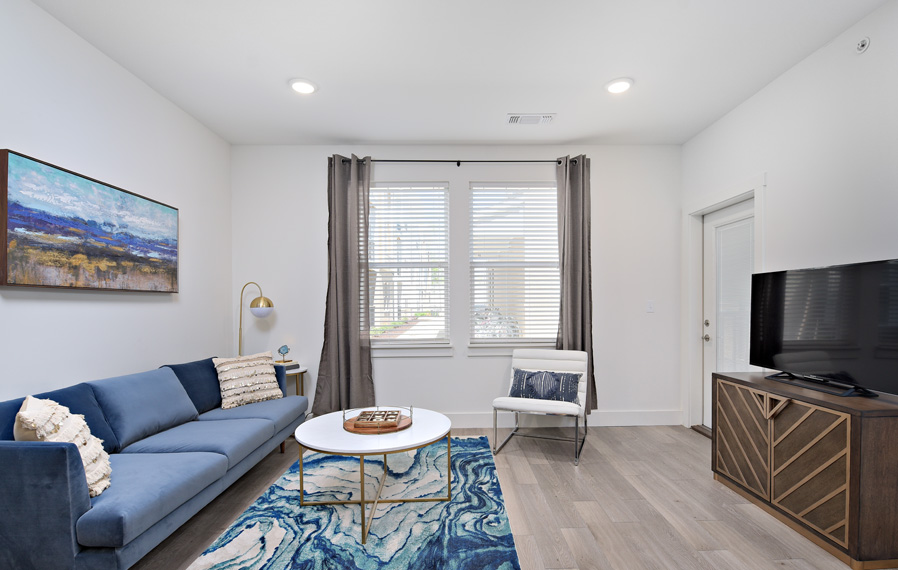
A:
[1,150,178,292]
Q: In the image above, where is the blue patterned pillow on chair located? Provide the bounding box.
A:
[509,368,581,404]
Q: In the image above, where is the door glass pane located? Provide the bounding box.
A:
[716,218,753,371]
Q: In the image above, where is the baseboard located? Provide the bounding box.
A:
[445,409,684,429]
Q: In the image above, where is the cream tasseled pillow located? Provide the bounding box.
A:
[14,396,112,497]
[213,351,283,409]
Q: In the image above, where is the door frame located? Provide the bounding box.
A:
[682,173,767,429]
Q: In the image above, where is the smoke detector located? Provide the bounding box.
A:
[507,113,555,125]
[856,37,870,54]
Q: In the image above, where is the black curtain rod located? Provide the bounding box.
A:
[341,158,574,166]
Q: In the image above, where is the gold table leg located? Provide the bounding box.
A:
[297,432,452,544]
[360,456,366,541]
[299,443,305,502]
[447,435,452,501]
[288,371,306,396]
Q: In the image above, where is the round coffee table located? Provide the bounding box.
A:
[294,407,452,544]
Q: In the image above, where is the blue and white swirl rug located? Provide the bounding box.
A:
[189,436,520,570]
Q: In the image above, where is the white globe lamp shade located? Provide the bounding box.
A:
[249,296,274,318]
[250,305,274,318]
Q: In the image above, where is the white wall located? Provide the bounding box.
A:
[683,0,898,271]
[680,0,898,424]
[231,144,683,427]
[0,0,232,399]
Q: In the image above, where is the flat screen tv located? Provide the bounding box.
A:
[750,258,898,397]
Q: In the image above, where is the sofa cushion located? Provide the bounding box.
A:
[76,452,228,548]
[0,383,119,453]
[492,395,581,416]
[89,368,199,450]
[199,395,308,433]
[14,396,112,497]
[213,352,283,409]
[120,418,274,469]
[162,357,221,414]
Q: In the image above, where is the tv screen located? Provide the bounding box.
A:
[749,258,898,397]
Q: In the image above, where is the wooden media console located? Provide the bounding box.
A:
[712,372,898,569]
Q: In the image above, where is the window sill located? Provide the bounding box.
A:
[370,341,558,358]
[372,343,454,358]
[466,342,557,357]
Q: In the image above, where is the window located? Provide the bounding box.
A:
[368,183,449,343]
[469,183,560,342]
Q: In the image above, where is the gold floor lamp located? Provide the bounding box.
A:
[238,281,274,356]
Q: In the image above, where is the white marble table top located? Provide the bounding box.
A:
[294,407,451,455]
[276,364,308,374]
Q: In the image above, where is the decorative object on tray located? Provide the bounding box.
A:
[342,406,413,434]
[355,409,401,427]
[1,150,179,292]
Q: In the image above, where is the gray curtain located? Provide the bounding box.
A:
[556,155,597,411]
[313,154,375,415]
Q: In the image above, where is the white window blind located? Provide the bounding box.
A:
[368,183,449,343]
[469,183,559,342]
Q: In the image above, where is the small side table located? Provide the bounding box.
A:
[285,366,308,396]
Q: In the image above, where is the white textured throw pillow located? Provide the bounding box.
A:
[14,396,112,497]
[213,351,283,409]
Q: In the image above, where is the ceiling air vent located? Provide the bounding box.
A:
[507,113,555,125]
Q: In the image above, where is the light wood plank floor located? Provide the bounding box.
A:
[132,425,864,570]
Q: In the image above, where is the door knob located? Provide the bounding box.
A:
[703,334,711,342]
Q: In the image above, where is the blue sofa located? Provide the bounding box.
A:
[0,358,308,570]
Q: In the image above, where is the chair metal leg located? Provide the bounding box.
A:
[492,408,498,453]
[493,410,519,455]
[494,409,586,466]
[574,414,587,466]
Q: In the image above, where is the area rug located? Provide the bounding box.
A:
[188,436,520,570]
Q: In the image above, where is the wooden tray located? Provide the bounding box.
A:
[343,414,412,434]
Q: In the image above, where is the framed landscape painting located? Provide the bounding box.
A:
[1,150,178,292]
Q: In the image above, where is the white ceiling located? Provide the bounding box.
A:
[32,0,887,146]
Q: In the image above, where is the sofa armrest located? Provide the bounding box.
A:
[274,365,287,396]
[0,441,91,570]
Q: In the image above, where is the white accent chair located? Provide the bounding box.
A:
[492,348,589,465]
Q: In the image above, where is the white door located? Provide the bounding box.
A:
[702,199,754,428]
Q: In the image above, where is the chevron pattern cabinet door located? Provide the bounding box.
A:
[771,399,850,548]
[715,379,770,500]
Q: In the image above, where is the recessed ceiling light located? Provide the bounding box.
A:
[605,78,633,94]
[288,78,317,95]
